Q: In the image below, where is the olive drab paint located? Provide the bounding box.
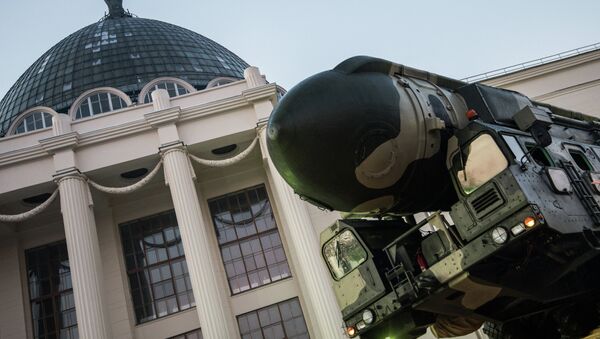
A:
[270,56,600,338]
[267,56,469,214]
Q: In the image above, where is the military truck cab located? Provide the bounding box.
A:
[320,217,438,338]
[320,86,600,338]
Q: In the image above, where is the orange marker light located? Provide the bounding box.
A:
[524,216,536,228]
[466,109,478,120]
[346,326,357,337]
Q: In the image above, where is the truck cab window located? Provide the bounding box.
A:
[323,230,367,279]
[456,134,508,194]
[526,144,554,167]
[569,149,593,171]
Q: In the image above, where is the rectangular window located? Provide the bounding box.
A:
[119,210,195,324]
[323,230,368,280]
[209,185,291,295]
[167,328,203,339]
[237,298,309,339]
[26,241,79,339]
[456,133,508,194]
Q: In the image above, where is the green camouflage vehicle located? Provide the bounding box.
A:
[267,56,600,338]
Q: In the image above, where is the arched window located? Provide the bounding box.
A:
[7,106,59,136]
[206,77,237,89]
[138,77,196,104]
[13,111,53,134]
[70,88,131,120]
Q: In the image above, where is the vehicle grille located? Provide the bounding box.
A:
[470,187,503,218]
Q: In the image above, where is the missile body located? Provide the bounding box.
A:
[267,56,469,214]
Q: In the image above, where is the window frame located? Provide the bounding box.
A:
[137,77,196,104]
[565,144,595,171]
[525,142,555,167]
[167,328,203,339]
[7,106,58,136]
[68,87,132,120]
[119,209,196,324]
[453,132,509,195]
[322,229,369,281]
[25,240,78,339]
[208,184,292,296]
[236,297,310,339]
[206,76,238,89]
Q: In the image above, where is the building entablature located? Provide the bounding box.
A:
[0,77,279,197]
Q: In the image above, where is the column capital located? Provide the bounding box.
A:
[159,140,186,154]
[52,167,84,183]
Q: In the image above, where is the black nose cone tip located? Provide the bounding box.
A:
[265,63,405,212]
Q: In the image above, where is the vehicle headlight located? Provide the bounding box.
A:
[491,227,508,244]
[362,309,375,324]
[346,326,357,337]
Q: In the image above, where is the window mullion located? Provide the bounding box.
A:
[87,96,93,116]
[107,93,114,111]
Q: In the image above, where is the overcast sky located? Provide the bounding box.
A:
[0,0,598,98]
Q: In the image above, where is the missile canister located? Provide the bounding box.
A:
[267,56,470,213]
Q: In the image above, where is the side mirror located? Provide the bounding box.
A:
[514,106,553,147]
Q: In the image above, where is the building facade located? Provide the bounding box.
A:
[475,43,600,116]
[1,2,599,338]
[0,3,345,339]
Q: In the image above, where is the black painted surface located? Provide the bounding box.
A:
[267,57,457,213]
[0,16,248,136]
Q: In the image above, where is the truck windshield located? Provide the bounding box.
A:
[323,230,367,279]
[456,133,508,194]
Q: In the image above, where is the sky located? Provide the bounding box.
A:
[0,0,599,98]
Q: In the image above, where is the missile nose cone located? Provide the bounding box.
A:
[267,123,279,141]
[266,56,458,213]
[267,67,403,212]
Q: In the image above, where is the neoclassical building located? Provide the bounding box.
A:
[0,2,345,339]
[1,2,598,339]
[473,43,600,116]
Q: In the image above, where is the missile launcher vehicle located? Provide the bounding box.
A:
[267,56,600,338]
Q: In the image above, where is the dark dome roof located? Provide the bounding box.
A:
[0,16,249,136]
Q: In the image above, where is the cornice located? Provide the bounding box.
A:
[533,78,600,101]
[179,95,250,121]
[0,89,263,167]
[483,50,600,87]
[38,132,80,154]
[241,83,278,103]
[144,106,182,127]
[0,144,47,167]
[77,119,151,147]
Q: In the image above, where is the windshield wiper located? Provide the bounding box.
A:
[335,239,341,269]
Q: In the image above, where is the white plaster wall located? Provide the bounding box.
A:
[95,202,135,339]
[306,203,342,235]
[0,237,28,339]
[0,157,55,196]
[484,51,600,116]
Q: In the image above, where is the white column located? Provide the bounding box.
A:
[161,144,238,339]
[57,174,110,339]
[258,128,346,338]
[244,66,267,88]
